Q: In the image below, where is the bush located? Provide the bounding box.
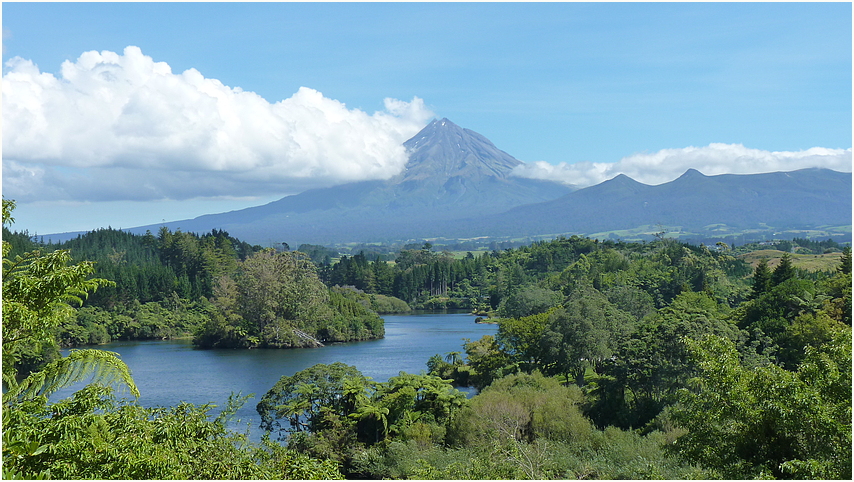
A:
[2,386,343,479]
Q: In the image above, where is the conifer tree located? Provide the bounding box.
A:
[838,246,852,275]
[750,258,772,299]
[771,253,796,287]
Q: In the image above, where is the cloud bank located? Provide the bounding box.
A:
[2,46,434,202]
[4,46,849,207]
[512,143,852,188]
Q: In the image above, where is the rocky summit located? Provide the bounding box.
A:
[400,118,523,181]
[366,118,572,213]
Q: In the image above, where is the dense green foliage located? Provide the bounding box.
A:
[3,387,342,480]
[258,366,709,479]
[3,227,260,307]
[2,226,389,351]
[3,202,850,479]
[58,296,212,346]
[669,332,851,479]
[194,250,384,348]
[256,363,468,474]
[249,234,849,478]
[329,285,411,313]
[413,238,852,479]
[2,225,262,351]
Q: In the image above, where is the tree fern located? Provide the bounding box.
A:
[3,349,139,404]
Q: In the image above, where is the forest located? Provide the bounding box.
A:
[2,197,851,479]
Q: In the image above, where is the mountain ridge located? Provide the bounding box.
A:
[38,118,852,245]
[452,166,852,240]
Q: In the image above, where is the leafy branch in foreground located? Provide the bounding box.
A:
[3,385,343,479]
[2,197,136,400]
[3,349,140,404]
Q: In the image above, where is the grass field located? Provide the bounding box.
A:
[738,249,843,272]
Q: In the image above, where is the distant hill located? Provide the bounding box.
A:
[43,118,851,246]
[447,167,852,241]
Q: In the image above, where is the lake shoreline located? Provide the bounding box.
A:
[57,312,497,441]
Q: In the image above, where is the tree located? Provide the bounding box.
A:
[496,310,551,371]
[497,284,562,319]
[735,276,824,364]
[444,351,463,366]
[669,333,851,479]
[837,246,851,275]
[592,291,738,428]
[448,372,592,479]
[770,253,796,287]
[238,250,329,339]
[350,401,389,444]
[197,250,384,348]
[257,362,366,438]
[452,371,591,446]
[539,286,634,384]
[822,251,852,326]
[778,311,848,368]
[463,335,511,390]
[750,258,772,299]
[379,372,467,426]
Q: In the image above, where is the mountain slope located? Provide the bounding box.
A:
[453,167,852,238]
[123,118,573,244]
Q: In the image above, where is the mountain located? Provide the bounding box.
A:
[382,118,573,211]
[44,117,851,245]
[450,167,852,240]
[121,118,573,244]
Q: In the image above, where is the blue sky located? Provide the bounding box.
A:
[2,2,851,236]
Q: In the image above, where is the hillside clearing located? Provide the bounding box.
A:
[738,249,843,272]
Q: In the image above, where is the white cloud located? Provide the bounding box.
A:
[2,46,434,202]
[512,143,853,188]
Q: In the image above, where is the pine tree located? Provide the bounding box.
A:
[750,259,772,299]
[838,246,852,275]
[771,253,796,287]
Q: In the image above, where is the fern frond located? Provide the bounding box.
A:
[3,370,20,393]
[3,349,140,404]
[2,466,51,480]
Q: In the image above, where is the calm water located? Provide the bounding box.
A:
[56,312,497,437]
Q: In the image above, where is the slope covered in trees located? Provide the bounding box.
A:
[412,241,852,479]
[2,225,387,360]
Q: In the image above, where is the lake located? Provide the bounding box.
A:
[56,312,497,438]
